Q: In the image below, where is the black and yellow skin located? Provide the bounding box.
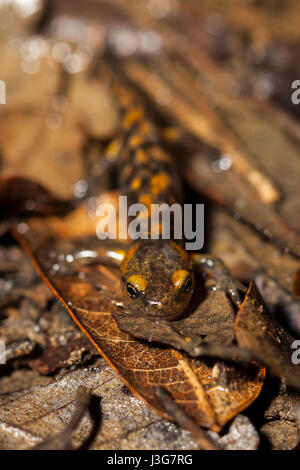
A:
[69,77,241,327]
[121,240,194,320]
[108,82,196,320]
[105,81,241,321]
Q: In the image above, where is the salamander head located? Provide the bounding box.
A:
[121,240,194,320]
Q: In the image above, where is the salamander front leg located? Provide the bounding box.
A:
[191,253,244,308]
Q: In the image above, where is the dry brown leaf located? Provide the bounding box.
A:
[236,282,300,391]
[13,217,265,432]
[0,363,201,450]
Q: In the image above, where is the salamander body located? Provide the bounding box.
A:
[109,82,195,320]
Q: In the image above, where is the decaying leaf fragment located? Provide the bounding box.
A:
[0,362,203,450]
[259,383,300,450]
[236,282,300,391]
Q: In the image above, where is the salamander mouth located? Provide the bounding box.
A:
[144,308,184,321]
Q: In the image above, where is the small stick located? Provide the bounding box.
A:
[155,387,221,450]
[33,386,91,450]
[5,340,36,361]
[190,343,254,362]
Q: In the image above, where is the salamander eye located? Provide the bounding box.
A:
[172,269,193,294]
[125,274,147,298]
[182,276,193,293]
[126,282,140,298]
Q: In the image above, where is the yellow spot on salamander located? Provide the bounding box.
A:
[131,178,142,191]
[135,149,148,163]
[150,147,172,163]
[123,107,144,129]
[151,172,170,196]
[172,269,190,288]
[127,274,148,292]
[106,138,122,160]
[162,127,182,142]
[139,194,153,211]
[128,134,145,148]
[139,121,153,136]
[136,149,148,163]
[122,165,132,180]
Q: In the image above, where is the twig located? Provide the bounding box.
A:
[155,387,221,450]
[5,340,36,361]
[33,386,91,450]
[191,343,254,362]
